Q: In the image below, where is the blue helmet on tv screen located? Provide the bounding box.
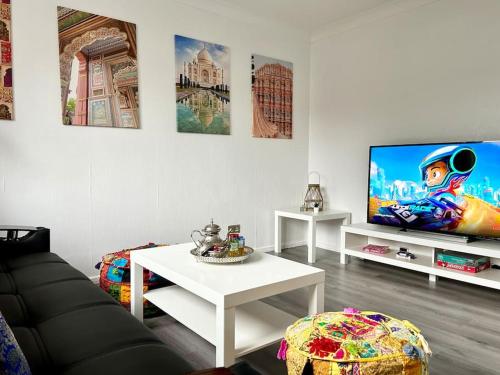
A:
[419,145,477,193]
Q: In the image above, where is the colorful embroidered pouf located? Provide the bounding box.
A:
[278,308,431,375]
[96,243,172,318]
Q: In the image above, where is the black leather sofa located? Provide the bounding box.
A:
[0,227,195,375]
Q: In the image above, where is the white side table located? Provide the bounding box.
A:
[275,208,351,263]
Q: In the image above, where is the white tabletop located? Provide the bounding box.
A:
[131,243,325,307]
[275,207,351,221]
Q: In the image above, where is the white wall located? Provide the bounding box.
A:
[309,0,500,248]
[0,0,310,276]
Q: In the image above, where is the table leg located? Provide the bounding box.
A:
[308,282,324,315]
[307,219,317,263]
[275,214,282,254]
[340,229,349,265]
[343,213,352,226]
[335,216,352,255]
[131,261,144,322]
[215,305,236,367]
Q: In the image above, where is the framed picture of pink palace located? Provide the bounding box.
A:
[251,54,293,139]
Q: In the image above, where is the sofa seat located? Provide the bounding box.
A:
[0,252,194,375]
[61,343,191,375]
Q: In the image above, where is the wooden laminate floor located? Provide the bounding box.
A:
[146,246,500,374]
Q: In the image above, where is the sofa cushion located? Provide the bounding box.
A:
[21,280,118,324]
[0,311,32,375]
[5,253,66,271]
[36,305,162,368]
[0,295,28,326]
[10,263,87,292]
[61,344,193,375]
[0,272,16,294]
[11,327,50,375]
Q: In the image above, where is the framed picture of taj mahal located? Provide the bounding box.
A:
[251,54,293,139]
[175,35,230,135]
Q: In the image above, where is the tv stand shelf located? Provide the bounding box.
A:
[341,223,500,289]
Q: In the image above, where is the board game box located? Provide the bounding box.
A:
[436,250,489,267]
[436,259,490,273]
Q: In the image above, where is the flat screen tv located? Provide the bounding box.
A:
[368,141,500,239]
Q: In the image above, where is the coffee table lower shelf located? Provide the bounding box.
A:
[144,285,298,357]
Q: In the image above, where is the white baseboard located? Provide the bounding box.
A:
[88,275,100,284]
[261,240,341,253]
[256,240,307,253]
[260,240,341,253]
[316,242,341,253]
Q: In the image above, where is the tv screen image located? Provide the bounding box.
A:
[368,141,500,239]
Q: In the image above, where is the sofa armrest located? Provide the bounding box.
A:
[0,226,50,257]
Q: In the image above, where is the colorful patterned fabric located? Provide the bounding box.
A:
[96,243,172,317]
[0,311,31,375]
[280,308,431,375]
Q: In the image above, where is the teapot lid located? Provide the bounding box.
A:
[203,219,221,234]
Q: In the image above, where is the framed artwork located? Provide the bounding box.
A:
[91,59,104,87]
[119,110,137,128]
[251,54,293,139]
[89,98,111,126]
[0,0,13,121]
[58,6,140,128]
[175,35,230,135]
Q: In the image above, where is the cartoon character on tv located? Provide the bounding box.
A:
[419,145,477,199]
[373,145,477,230]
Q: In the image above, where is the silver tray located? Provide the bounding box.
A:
[190,246,254,264]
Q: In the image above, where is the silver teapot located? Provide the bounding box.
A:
[191,219,227,256]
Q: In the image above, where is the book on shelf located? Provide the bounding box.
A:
[436,259,490,273]
[362,244,389,255]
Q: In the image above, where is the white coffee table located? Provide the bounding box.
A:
[130,243,325,367]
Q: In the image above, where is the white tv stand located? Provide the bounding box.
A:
[341,223,500,289]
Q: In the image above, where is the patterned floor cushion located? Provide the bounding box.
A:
[278,308,431,375]
[96,243,172,317]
